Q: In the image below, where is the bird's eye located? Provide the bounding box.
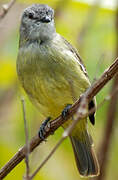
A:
[28,12,34,19]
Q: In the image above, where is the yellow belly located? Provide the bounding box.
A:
[17,39,90,138]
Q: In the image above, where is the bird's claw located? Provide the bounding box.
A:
[38,117,51,140]
[62,104,72,118]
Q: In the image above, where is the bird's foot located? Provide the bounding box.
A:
[38,117,51,140]
[62,104,72,118]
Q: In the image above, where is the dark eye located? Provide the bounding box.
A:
[28,12,34,19]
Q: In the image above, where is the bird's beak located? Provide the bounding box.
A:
[41,16,51,23]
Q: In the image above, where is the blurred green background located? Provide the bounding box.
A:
[0,0,118,180]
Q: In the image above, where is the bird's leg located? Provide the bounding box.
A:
[38,117,51,140]
[62,104,72,118]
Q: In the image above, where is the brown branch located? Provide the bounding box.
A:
[30,87,118,179]
[0,0,16,21]
[21,99,30,180]
[96,77,118,180]
[30,138,64,179]
[0,57,118,179]
[94,5,118,180]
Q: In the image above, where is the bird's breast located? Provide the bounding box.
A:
[17,39,90,118]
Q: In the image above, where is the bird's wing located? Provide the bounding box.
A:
[61,36,88,77]
[61,36,96,125]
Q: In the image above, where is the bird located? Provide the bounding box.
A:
[17,4,99,177]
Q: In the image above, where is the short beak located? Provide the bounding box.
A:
[41,16,51,23]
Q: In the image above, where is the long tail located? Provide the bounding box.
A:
[70,130,99,177]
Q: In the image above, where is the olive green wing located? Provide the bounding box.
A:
[61,36,88,77]
[61,36,96,125]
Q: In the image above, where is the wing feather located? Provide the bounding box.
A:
[61,36,96,125]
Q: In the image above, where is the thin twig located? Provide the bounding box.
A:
[0,57,118,179]
[0,0,16,21]
[30,138,64,179]
[96,78,118,180]
[30,87,118,179]
[21,98,30,180]
[30,98,86,179]
[94,4,118,180]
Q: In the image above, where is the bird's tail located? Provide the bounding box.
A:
[70,130,99,177]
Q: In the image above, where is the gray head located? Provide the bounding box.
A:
[20,4,56,44]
